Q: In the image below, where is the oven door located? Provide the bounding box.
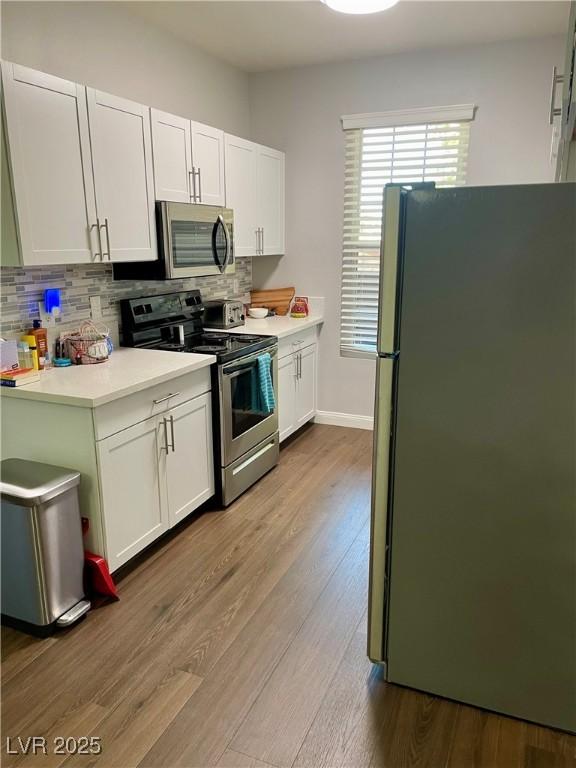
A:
[159,202,235,279]
[219,347,279,466]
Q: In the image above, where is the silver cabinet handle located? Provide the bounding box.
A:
[189,169,196,201]
[100,218,111,260]
[90,218,102,260]
[169,414,175,452]
[260,227,264,255]
[255,228,260,255]
[153,392,180,405]
[549,66,565,125]
[298,352,302,379]
[292,352,299,379]
[196,168,202,203]
[162,417,170,453]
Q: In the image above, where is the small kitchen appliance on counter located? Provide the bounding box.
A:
[120,290,279,506]
[1,458,90,635]
[203,299,245,329]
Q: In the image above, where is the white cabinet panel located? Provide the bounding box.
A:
[258,145,285,256]
[150,108,192,203]
[192,121,225,206]
[165,394,214,526]
[1,62,97,265]
[278,353,298,442]
[98,416,168,572]
[224,134,258,257]
[87,89,156,262]
[296,344,317,428]
[278,343,318,443]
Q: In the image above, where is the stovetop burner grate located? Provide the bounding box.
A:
[192,344,229,354]
[234,334,266,343]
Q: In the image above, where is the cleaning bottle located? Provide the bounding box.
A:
[28,319,48,370]
[21,335,40,370]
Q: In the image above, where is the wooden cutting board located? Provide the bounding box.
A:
[250,287,295,317]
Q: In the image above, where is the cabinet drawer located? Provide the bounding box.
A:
[278,327,318,359]
[94,367,212,440]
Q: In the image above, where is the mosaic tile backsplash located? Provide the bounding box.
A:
[0,259,252,339]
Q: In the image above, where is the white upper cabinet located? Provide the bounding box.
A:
[1,62,98,265]
[1,59,286,266]
[191,121,225,206]
[225,134,259,257]
[151,108,192,203]
[87,88,157,262]
[257,145,285,256]
[149,112,225,206]
[225,133,285,257]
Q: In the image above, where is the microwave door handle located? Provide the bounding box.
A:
[212,215,230,273]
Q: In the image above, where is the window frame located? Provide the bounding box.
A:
[339,105,475,359]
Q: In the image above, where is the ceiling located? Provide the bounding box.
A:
[130,0,569,73]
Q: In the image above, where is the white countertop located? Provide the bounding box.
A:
[0,347,215,409]
[227,314,323,339]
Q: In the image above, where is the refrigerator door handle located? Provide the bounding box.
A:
[367,356,395,663]
[377,186,405,356]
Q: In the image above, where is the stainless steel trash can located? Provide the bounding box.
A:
[1,458,90,635]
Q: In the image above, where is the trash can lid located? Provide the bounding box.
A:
[0,458,80,507]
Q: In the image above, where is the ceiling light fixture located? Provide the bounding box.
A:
[321,0,400,14]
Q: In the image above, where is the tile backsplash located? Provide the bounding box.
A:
[0,259,252,339]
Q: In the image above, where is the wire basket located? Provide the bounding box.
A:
[64,321,111,365]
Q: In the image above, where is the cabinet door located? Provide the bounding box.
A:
[97,416,168,572]
[150,108,192,203]
[225,134,258,257]
[1,62,97,265]
[296,344,317,428]
[87,88,157,262]
[257,145,285,256]
[278,353,298,443]
[164,394,215,527]
[191,121,225,206]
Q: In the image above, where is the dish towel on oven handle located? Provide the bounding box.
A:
[255,352,276,414]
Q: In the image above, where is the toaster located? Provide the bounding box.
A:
[203,300,245,329]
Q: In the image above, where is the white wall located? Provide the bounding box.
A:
[249,36,564,421]
[0,1,251,137]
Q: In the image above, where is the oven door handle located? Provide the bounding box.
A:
[212,215,230,274]
[222,347,277,376]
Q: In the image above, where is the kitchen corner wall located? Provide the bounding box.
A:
[0,0,253,339]
[248,35,564,421]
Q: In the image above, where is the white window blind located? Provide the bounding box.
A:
[340,118,471,357]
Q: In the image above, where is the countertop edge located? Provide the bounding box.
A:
[0,353,216,409]
[228,315,324,339]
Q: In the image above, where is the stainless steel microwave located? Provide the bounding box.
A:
[113,202,234,281]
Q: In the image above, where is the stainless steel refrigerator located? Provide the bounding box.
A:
[368,182,576,733]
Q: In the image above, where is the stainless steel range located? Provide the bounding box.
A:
[120,290,279,506]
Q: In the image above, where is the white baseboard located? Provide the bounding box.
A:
[314,410,374,431]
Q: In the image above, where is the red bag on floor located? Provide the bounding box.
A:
[82,517,119,602]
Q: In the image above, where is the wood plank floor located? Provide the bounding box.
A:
[2,424,574,768]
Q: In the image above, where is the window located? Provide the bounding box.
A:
[340,106,474,357]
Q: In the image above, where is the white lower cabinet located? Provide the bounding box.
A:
[98,415,168,571]
[164,394,214,527]
[295,344,317,428]
[97,391,214,571]
[278,353,298,442]
[278,343,317,443]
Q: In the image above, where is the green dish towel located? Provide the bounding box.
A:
[255,353,275,414]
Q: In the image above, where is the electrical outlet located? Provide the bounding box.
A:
[38,304,56,327]
[90,295,102,319]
